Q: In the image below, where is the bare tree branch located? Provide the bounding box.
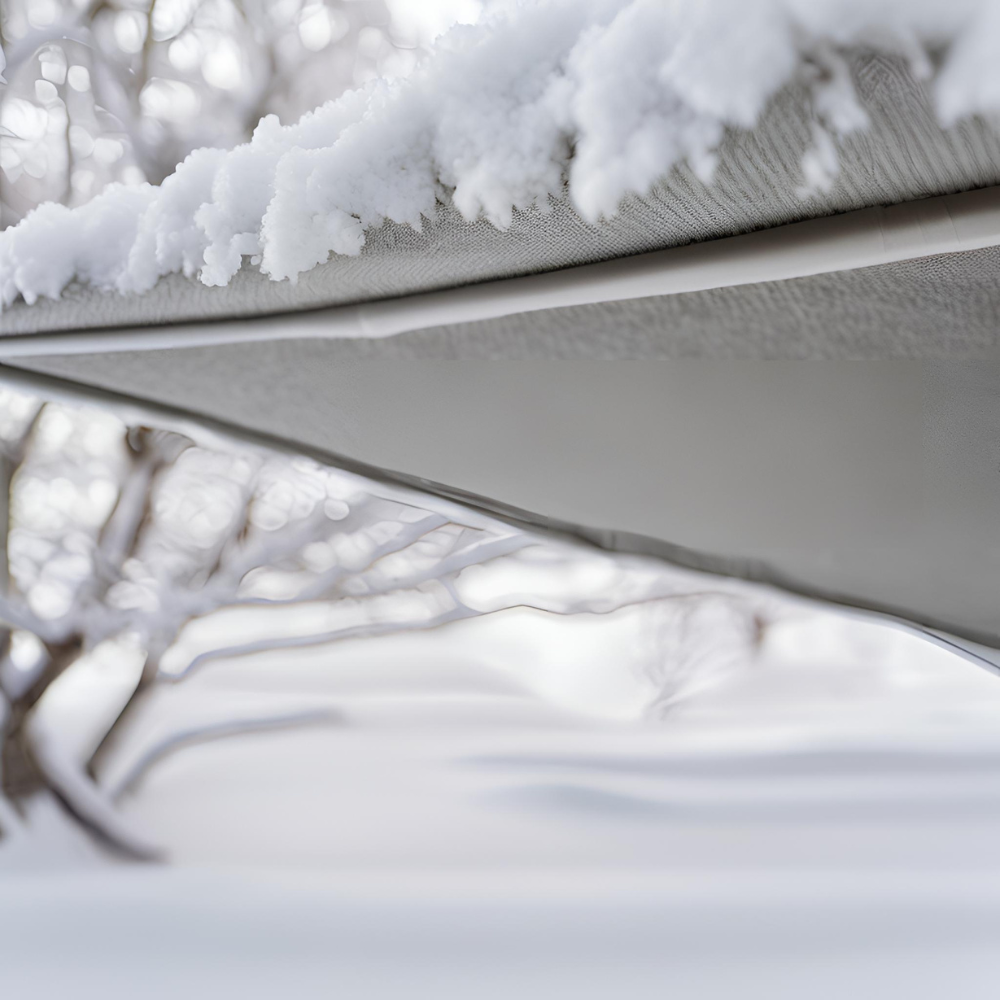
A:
[106,706,339,802]
[163,560,752,684]
[169,501,336,621]
[234,512,454,606]
[96,427,191,581]
[0,402,44,598]
[27,723,161,860]
[164,602,482,682]
[297,513,452,600]
[347,534,535,600]
[0,693,20,838]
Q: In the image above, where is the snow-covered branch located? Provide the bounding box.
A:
[165,602,480,682]
[169,502,346,621]
[95,428,191,583]
[0,693,19,838]
[27,721,161,859]
[233,511,454,606]
[0,402,44,597]
[106,706,339,802]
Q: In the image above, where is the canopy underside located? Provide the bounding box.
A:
[6,356,999,650]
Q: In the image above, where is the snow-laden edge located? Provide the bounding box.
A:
[3,0,1000,310]
[3,185,999,357]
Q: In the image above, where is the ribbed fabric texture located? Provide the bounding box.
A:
[263,246,1000,360]
[5,53,1000,337]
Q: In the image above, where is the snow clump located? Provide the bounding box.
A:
[3,0,1000,307]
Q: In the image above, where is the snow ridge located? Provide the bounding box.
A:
[3,0,1000,308]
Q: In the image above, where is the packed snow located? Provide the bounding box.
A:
[6,599,1000,1000]
[3,0,1000,308]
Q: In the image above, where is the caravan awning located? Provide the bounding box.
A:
[3,46,999,650]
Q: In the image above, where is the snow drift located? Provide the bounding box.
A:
[3,0,1000,309]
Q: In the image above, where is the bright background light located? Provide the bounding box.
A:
[0,1,485,227]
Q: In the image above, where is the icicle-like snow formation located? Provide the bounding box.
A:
[3,0,1000,308]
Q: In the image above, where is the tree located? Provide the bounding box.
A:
[0,383,767,859]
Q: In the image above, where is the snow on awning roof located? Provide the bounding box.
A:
[4,0,1000,333]
[3,185,999,355]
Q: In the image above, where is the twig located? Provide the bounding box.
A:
[163,602,482,681]
[27,725,162,860]
[233,512,454,606]
[106,706,339,801]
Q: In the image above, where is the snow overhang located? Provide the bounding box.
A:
[2,184,999,356]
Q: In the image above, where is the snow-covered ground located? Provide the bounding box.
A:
[93,608,1000,870]
[4,594,1000,997]
[2,374,999,996]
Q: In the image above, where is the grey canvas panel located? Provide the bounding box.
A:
[10,351,1000,646]
[209,246,998,361]
[4,242,999,361]
[5,52,1000,336]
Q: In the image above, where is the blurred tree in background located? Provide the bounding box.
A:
[0,383,762,858]
[0,0,479,227]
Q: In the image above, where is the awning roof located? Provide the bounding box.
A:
[2,48,999,653]
[4,52,1000,337]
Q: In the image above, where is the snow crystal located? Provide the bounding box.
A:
[3,0,1000,308]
